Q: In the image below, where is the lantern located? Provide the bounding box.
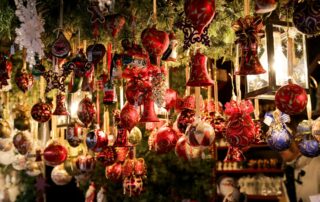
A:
[245,17,309,99]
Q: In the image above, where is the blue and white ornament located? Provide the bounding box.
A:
[298,134,319,157]
[266,125,292,152]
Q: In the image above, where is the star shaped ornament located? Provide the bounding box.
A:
[41,67,72,93]
[35,175,49,193]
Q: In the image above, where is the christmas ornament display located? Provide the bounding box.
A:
[51,164,72,186]
[105,162,122,183]
[275,82,308,115]
[43,141,68,166]
[66,122,83,147]
[185,119,215,147]
[122,158,146,177]
[77,97,96,127]
[13,131,32,155]
[164,88,177,111]
[141,27,169,65]
[153,125,179,154]
[14,0,45,65]
[15,69,34,93]
[53,93,69,116]
[139,98,159,123]
[86,128,108,152]
[105,14,126,37]
[31,101,52,123]
[128,127,142,145]
[51,32,71,58]
[255,0,278,14]
[298,134,319,157]
[123,175,143,197]
[187,52,214,87]
[233,16,266,75]
[175,136,201,161]
[86,43,106,64]
[76,154,96,173]
[224,100,256,161]
[41,67,72,93]
[97,147,117,166]
[113,125,129,147]
[120,103,139,131]
[293,0,320,35]
[0,119,11,138]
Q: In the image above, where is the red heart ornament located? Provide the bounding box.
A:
[184,0,216,34]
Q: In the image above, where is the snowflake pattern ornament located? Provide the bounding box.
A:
[14,0,45,66]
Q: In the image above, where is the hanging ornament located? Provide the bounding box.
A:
[103,79,117,105]
[76,154,96,173]
[64,157,81,176]
[120,102,139,131]
[275,82,308,115]
[25,161,42,177]
[298,134,319,157]
[77,97,96,127]
[139,98,159,123]
[85,182,96,202]
[86,128,108,152]
[97,186,107,202]
[12,154,27,170]
[123,175,143,197]
[255,0,278,14]
[65,49,93,78]
[187,52,214,86]
[115,147,129,162]
[51,32,71,58]
[86,43,106,64]
[185,119,215,148]
[151,69,167,108]
[122,158,146,178]
[51,164,72,186]
[31,101,52,123]
[224,100,256,161]
[13,131,32,155]
[43,141,68,166]
[264,110,292,151]
[105,162,122,183]
[162,33,178,62]
[0,54,12,91]
[293,0,320,35]
[164,88,177,111]
[15,69,34,93]
[41,67,72,93]
[14,0,45,65]
[153,125,179,154]
[105,14,126,37]
[14,113,30,131]
[128,127,142,145]
[113,125,129,147]
[175,136,201,161]
[53,92,69,116]
[177,109,195,133]
[32,59,46,77]
[141,27,169,65]
[66,122,83,147]
[0,119,11,139]
[97,146,117,166]
[312,117,320,142]
[232,16,266,75]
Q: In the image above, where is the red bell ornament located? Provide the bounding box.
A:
[31,101,52,123]
[154,125,179,154]
[76,154,96,173]
[53,93,69,116]
[184,0,216,35]
[187,52,214,87]
[275,82,308,115]
[255,0,278,14]
[141,27,169,65]
[120,102,139,131]
[86,128,108,152]
[123,175,143,197]
[105,162,123,183]
[139,98,159,123]
[43,141,68,166]
[77,97,96,127]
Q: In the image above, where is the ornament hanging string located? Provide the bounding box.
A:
[22,48,27,70]
[185,50,190,96]
[96,82,100,126]
[307,94,312,121]
[59,0,64,30]
[213,60,219,113]
[207,60,212,100]
[254,98,259,120]
[153,0,157,24]
[103,106,110,135]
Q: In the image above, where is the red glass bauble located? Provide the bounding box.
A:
[77,97,96,127]
[97,147,117,166]
[123,175,143,197]
[125,81,144,106]
[76,154,96,173]
[51,32,71,58]
[31,101,52,123]
[105,162,122,183]
[275,83,308,115]
[86,128,108,152]
[43,142,68,166]
[184,0,216,34]
[154,126,179,154]
[120,102,139,131]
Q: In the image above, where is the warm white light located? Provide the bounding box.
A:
[70,101,80,118]
[273,32,288,86]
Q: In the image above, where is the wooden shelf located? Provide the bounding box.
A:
[247,194,280,201]
[216,168,283,174]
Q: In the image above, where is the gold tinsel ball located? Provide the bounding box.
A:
[128,127,142,145]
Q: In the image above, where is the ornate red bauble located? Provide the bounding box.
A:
[184,0,216,34]
[97,147,117,166]
[43,141,68,166]
[255,0,278,14]
[154,126,179,154]
[51,32,71,58]
[123,175,143,197]
[86,128,108,152]
[31,101,52,123]
[77,97,96,127]
[115,147,129,163]
[105,162,122,183]
[105,14,126,37]
[125,81,144,106]
[141,27,169,64]
[120,102,139,131]
[275,83,308,115]
[13,131,32,155]
[175,136,201,161]
[186,120,215,147]
[76,154,96,173]
[122,158,146,178]
[15,69,34,93]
